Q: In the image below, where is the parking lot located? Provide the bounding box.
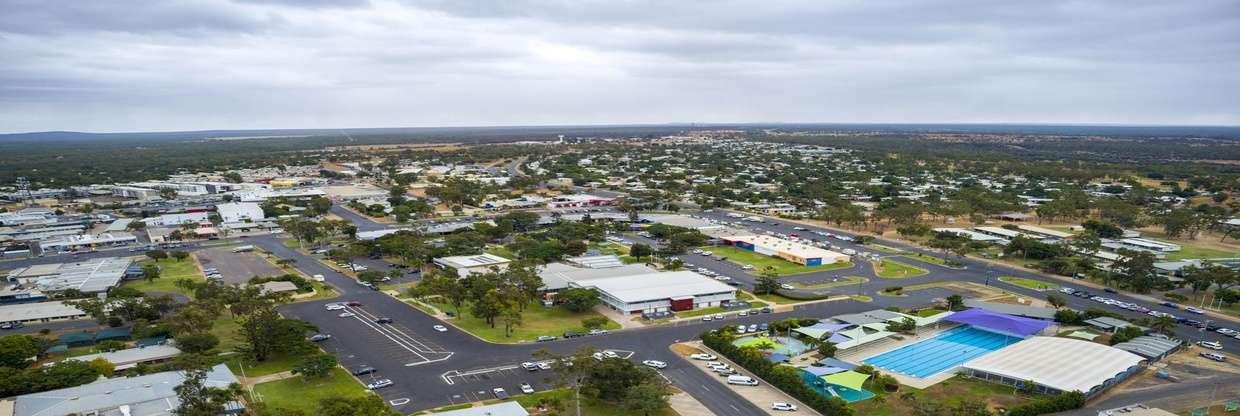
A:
[437,349,636,405]
[196,247,284,284]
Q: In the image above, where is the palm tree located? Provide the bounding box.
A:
[1150,315,1176,334]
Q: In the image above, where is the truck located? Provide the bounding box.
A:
[231,245,255,253]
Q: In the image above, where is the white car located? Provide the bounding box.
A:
[1185,307,1205,314]
[520,383,535,394]
[772,402,798,411]
[338,312,356,318]
[642,360,668,369]
[603,350,620,359]
[780,284,795,290]
[366,379,393,390]
[689,353,717,361]
[1198,340,1224,350]
[325,304,345,311]
[433,325,448,332]
[713,314,724,320]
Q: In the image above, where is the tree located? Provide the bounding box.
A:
[945,294,965,311]
[126,220,148,231]
[357,270,384,285]
[0,335,41,369]
[291,354,338,380]
[171,250,191,261]
[629,243,653,260]
[176,333,220,354]
[817,341,838,358]
[1108,326,1145,345]
[581,316,610,330]
[558,288,601,313]
[142,263,161,283]
[500,303,524,337]
[173,367,243,416]
[535,347,600,416]
[88,357,115,378]
[1150,315,1176,334]
[621,381,672,416]
[1113,249,1158,293]
[146,249,168,261]
[1045,294,1067,310]
[471,289,507,328]
[754,275,781,295]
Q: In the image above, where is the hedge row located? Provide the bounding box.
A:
[701,331,853,415]
[1005,391,1086,416]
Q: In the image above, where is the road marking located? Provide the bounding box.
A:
[341,305,454,366]
[389,398,410,406]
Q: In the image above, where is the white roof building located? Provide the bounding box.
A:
[216,202,265,224]
[433,254,512,278]
[66,344,183,370]
[0,301,88,324]
[961,337,1145,397]
[13,364,241,416]
[570,270,736,314]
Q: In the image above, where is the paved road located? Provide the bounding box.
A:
[329,205,390,232]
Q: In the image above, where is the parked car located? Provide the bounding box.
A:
[338,312,356,318]
[521,362,539,371]
[1185,307,1206,314]
[433,325,448,332]
[587,329,608,336]
[520,383,535,394]
[351,366,377,376]
[308,334,332,342]
[366,379,393,390]
[727,375,759,386]
[1201,352,1227,362]
[1198,341,1224,350]
[1161,301,1179,309]
[536,335,557,342]
[492,387,509,399]
[346,301,362,307]
[375,317,393,324]
[0,322,23,330]
[325,304,345,311]
[642,360,668,369]
[772,402,798,411]
[690,353,717,360]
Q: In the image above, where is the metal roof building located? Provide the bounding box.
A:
[1112,335,1182,361]
[13,363,242,416]
[963,299,1057,320]
[431,401,528,416]
[66,344,182,370]
[17,257,134,294]
[961,337,1145,397]
[570,270,736,314]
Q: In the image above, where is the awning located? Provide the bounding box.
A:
[824,370,870,391]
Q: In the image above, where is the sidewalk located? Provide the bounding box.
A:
[668,391,717,416]
[239,370,295,387]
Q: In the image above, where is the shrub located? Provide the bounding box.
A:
[1005,391,1086,416]
[1163,293,1187,302]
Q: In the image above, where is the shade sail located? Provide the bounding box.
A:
[943,308,1050,337]
[802,366,848,377]
[824,370,870,391]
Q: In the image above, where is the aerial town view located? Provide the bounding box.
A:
[1,2,1238,416]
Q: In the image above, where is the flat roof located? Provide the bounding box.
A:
[539,262,658,291]
[723,235,848,260]
[434,253,512,269]
[0,301,86,322]
[15,364,238,416]
[576,271,734,304]
[962,336,1144,394]
[964,299,1057,320]
[1112,336,1182,359]
[66,345,182,370]
[30,257,133,293]
[431,401,528,416]
[1014,224,1074,239]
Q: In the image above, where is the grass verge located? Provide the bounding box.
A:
[252,368,369,414]
[874,259,929,278]
[123,258,204,298]
[704,246,853,276]
[997,276,1060,291]
[429,300,620,342]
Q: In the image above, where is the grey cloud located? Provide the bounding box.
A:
[0,0,279,36]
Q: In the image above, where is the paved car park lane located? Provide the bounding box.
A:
[337,304,453,366]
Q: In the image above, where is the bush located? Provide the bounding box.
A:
[702,330,853,416]
[1163,293,1187,302]
[1053,309,1082,324]
[175,333,220,354]
[1005,391,1086,416]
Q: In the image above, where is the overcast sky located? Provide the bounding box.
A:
[1,0,1238,133]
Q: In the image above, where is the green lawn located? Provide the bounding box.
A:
[282,239,300,248]
[252,368,369,414]
[123,258,204,297]
[486,388,677,416]
[870,244,907,254]
[1164,244,1237,261]
[914,308,947,317]
[901,252,958,267]
[209,316,246,352]
[997,276,1060,291]
[429,300,620,342]
[226,350,311,377]
[874,259,929,278]
[791,275,868,289]
[704,246,853,276]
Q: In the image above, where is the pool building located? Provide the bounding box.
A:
[862,308,1051,379]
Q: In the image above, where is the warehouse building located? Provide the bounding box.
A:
[538,257,734,314]
[433,253,512,278]
[66,344,183,370]
[720,235,850,266]
[216,202,265,224]
[961,336,1145,398]
[5,257,133,294]
[0,301,88,324]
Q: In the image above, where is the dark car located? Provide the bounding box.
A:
[351,366,377,376]
[563,332,583,338]
[1161,301,1179,309]
[761,307,772,313]
[375,317,394,324]
[346,301,363,307]
[0,322,23,330]
[1104,288,1118,294]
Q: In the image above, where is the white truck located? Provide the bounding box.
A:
[231,245,255,253]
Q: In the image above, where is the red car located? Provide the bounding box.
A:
[346,301,362,307]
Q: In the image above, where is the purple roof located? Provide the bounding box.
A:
[943,308,1050,337]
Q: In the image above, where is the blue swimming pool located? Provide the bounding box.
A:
[863,326,1022,378]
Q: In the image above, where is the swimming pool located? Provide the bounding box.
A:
[862,326,1022,378]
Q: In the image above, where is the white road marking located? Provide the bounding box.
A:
[341,305,454,366]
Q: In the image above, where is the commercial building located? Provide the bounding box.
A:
[1111,335,1182,361]
[1013,224,1073,240]
[433,253,512,278]
[11,364,243,416]
[932,228,1008,244]
[720,235,850,266]
[546,194,614,208]
[960,336,1145,397]
[431,402,528,416]
[5,257,134,294]
[216,202,265,223]
[1103,238,1181,253]
[39,233,137,251]
[143,212,210,227]
[0,301,88,324]
[66,344,183,370]
[537,257,735,313]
